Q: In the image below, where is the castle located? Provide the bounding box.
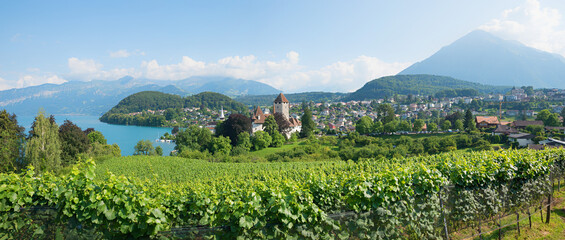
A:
[251,93,301,137]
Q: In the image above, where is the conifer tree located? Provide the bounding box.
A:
[300,107,315,138]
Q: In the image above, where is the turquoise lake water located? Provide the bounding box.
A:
[18,115,175,156]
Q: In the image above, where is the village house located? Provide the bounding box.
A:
[508,133,535,148]
[475,116,499,128]
[511,120,544,130]
[493,124,519,135]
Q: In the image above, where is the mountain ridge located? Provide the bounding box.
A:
[399,30,565,88]
[0,76,280,115]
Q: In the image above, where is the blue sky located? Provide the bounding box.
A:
[2,0,565,92]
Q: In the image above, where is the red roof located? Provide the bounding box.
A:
[274,93,289,103]
[475,116,499,125]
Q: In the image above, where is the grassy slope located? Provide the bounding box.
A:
[245,141,303,157]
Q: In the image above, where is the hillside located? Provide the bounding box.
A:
[99,91,248,124]
[399,30,565,88]
[235,92,348,106]
[345,74,509,101]
[0,76,279,116]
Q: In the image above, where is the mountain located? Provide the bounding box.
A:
[345,74,509,101]
[0,76,280,116]
[399,30,565,88]
[235,92,348,106]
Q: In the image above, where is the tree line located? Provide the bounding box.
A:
[0,110,120,174]
[99,91,249,126]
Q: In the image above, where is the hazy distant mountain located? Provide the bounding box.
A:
[399,30,565,88]
[345,74,509,101]
[0,76,280,116]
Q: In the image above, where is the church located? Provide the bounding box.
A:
[251,93,301,137]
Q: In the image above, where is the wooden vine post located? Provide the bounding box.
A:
[439,187,449,240]
[516,212,520,235]
[498,185,502,240]
[546,171,553,224]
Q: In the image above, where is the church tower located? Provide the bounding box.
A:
[273,93,290,119]
[219,106,225,120]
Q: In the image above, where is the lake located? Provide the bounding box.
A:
[18,115,176,156]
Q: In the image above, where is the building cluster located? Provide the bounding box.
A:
[251,93,302,137]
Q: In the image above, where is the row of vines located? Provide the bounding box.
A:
[1,149,564,239]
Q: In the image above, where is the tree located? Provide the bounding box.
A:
[209,136,232,155]
[413,119,425,132]
[445,112,462,126]
[164,108,178,121]
[372,120,383,133]
[561,108,565,127]
[454,119,464,131]
[270,132,285,147]
[428,122,438,133]
[87,131,107,145]
[423,137,440,154]
[236,132,252,151]
[440,137,457,152]
[383,121,397,133]
[251,131,272,151]
[398,120,412,132]
[175,125,212,152]
[464,109,476,131]
[377,104,396,124]
[0,110,25,172]
[441,120,452,131]
[134,140,155,155]
[155,146,163,156]
[525,125,545,136]
[59,120,91,165]
[26,111,62,173]
[355,116,373,135]
[263,115,279,136]
[172,126,180,135]
[546,114,561,127]
[300,107,315,138]
[536,109,551,122]
[273,112,291,134]
[217,114,252,145]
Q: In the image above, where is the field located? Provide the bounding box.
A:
[2,149,565,239]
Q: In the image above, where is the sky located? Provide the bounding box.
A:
[1,0,565,93]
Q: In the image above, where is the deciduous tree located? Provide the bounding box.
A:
[26,111,62,173]
[134,140,155,155]
[59,120,90,166]
[355,116,373,135]
[0,110,25,172]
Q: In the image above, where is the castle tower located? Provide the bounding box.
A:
[273,93,290,120]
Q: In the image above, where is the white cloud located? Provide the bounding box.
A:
[0,77,13,90]
[0,75,68,91]
[67,57,137,80]
[109,49,131,58]
[479,0,565,56]
[109,49,146,58]
[15,74,67,89]
[137,52,409,92]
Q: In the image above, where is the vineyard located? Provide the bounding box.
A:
[1,149,565,239]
